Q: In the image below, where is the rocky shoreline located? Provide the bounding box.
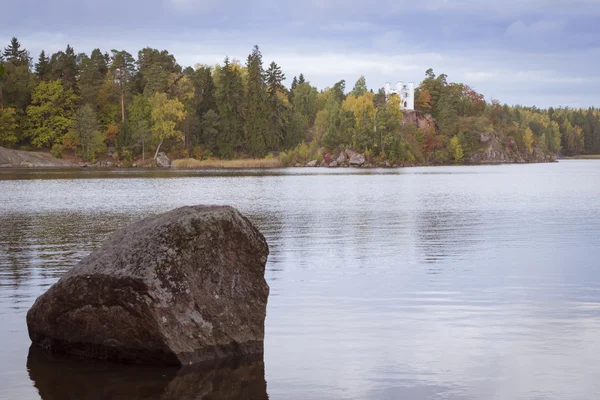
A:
[1,145,556,170]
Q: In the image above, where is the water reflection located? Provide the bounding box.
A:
[27,346,267,400]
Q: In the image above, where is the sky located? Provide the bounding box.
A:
[2,0,599,108]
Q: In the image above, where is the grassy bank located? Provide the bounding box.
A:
[565,155,600,159]
[172,158,283,169]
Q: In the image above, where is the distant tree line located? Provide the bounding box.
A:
[1,37,599,164]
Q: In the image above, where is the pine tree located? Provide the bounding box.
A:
[50,45,78,91]
[266,61,287,149]
[215,57,244,158]
[244,45,270,157]
[78,49,109,109]
[351,75,367,97]
[35,50,51,81]
[289,75,298,103]
[3,37,28,66]
[298,74,305,84]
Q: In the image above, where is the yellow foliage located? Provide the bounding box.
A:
[523,127,534,154]
[149,92,186,143]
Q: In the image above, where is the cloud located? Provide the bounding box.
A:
[1,0,599,108]
[505,19,566,37]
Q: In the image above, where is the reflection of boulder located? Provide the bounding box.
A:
[27,345,268,400]
[27,205,270,365]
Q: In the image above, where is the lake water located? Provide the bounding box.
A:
[1,161,600,400]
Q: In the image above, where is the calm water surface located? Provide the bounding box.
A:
[1,161,599,399]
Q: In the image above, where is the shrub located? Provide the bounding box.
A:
[51,143,63,159]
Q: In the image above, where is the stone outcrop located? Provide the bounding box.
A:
[348,153,365,167]
[27,205,270,366]
[155,152,171,167]
[336,152,347,164]
[401,110,437,131]
[306,160,318,167]
[0,146,75,168]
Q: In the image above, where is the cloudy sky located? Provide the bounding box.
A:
[3,0,599,108]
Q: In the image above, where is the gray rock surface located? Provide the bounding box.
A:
[335,152,346,164]
[328,161,338,168]
[349,153,365,167]
[156,152,171,167]
[306,160,318,167]
[0,146,74,168]
[27,205,270,366]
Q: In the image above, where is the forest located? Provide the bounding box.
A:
[1,37,600,166]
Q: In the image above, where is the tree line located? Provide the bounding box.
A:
[1,37,599,164]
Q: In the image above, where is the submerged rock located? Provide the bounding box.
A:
[27,205,270,366]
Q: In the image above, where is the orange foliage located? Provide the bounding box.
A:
[104,124,120,146]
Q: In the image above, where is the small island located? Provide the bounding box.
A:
[1,38,598,169]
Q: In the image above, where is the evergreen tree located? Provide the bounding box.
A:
[266,62,287,148]
[1,38,33,111]
[3,37,28,66]
[78,49,109,110]
[109,50,136,124]
[215,57,244,158]
[35,50,51,81]
[351,75,368,97]
[244,45,270,157]
[289,75,298,103]
[298,73,305,84]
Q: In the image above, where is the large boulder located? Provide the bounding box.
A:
[27,205,270,366]
[335,152,346,164]
[156,152,171,167]
[348,153,365,167]
[306,160,318,167]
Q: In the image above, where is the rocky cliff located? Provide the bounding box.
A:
[0,146,75,167]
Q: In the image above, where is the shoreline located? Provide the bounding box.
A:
[0,159,561,170]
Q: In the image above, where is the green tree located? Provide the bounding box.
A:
[109,50,136,123]
[50,45,78,91]
[266,61,287,149]
[0,107,19,147]
[245,45,270,157]
[1,37,33,111]
[449,135,464,162]
[351,75,368,97]
[215,57,244,158]
[376,94,404,157]
[26,80,78,148]
[70,104,104,161]
[78,49,109,109]
[35,50,51,81]
[149,92,186,159]
[136,48,180,96]
[3,38,29,66]
[293,81,318,125]
[128,94,153,160]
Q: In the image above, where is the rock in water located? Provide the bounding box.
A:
[27,205,270,366]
